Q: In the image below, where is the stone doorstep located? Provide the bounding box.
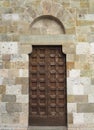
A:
[28,126,67,130]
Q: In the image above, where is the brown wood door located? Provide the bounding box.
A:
[29,46,67,126]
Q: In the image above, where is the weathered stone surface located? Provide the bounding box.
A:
[0,85,6,94]
[76,42,90,54]
[68,113,73,124]
[91,78,94,85]
[19,69,28,77]
[21,84,28,94]
[11,54,28,62]
[89,0,94,13]
[2,95,16,102]
[1,42,18,54]
[20,113,28,125]
[2,54,11,61]
[69,69,80,78]
[3,77,15,85]
[8,69,19,78]
[0,102,7,113]
[6,85,21,95]
[67,62,74,70]
[73,113,84,124]
[77,103,94,113]
[1,113,19,124]
[15,77,28,86]
[0,69,8,78]
[3,61,10,69]
[68,103,77,113]
[10,62,28,69]
[6,103,22,113]
[88,95,94,103]
[84,113,94,123]
[68,95,88,103]
[16,95,28,103]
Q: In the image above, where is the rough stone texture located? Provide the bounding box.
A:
[77,103,94,113]
[0,0,94,129]
[6,103,22,113]
[2,95,16,102]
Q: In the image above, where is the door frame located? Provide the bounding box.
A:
[22,34,75,128]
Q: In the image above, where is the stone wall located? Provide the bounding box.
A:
[0,0,94,130]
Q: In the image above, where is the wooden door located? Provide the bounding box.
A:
[29,46,67,126]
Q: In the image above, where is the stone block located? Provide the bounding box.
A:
[88,95,94,103]
[77,103,94,113]
[20,113,28,125]
[70,0,80,8]
[2,95,16,102]
[67,62,74,70]
[74,95,88,103]
[11,54,28,62]
[73,84,84,95]
[76,26,91,34]
[85,86,94,94]
[0,102,7,113]
[68,113,73,124]
[3,0,10,7]
[22,103,28,113]
[51,2,60,16]
[68,103,77,113]
[0,85,6,94]
[69,69,80,78]
[91,78,94,85]
[6,85,22,95]
[0,69,8,78]
[89,0,94,13]
[3,77,15,85]
[15,77,28,86]
[41,0,52,15]
[10,62,28,69]
[8,69,19,78]
[68,95,74,103]
[19,45,32,54]
[76,42,90,54]
[68,95,88,103]
[73,113,84,124]
[19,69,28,77]
[80,0,89,8]
[1,113,19,124]
[0,77,3,85]
[66,27,76,34]
[16,95,28,103]
[6,103,22,113]
[21,84,28,94]
[0,62,3,69]
[1,42,18,54]
[0,25,7,33]
[84,113,94,123]
[2,13,19,21]
[90,43,94,54]
[3,61,10,69]
[67,54,75,62]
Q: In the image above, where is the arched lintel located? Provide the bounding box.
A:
[30,15,66,34]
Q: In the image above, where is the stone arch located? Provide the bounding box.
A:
[22,0,75,30]
[30,15,65,35]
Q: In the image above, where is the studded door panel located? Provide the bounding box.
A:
[29,46,67,126]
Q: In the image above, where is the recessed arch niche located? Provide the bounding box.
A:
[30,15,65,35]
